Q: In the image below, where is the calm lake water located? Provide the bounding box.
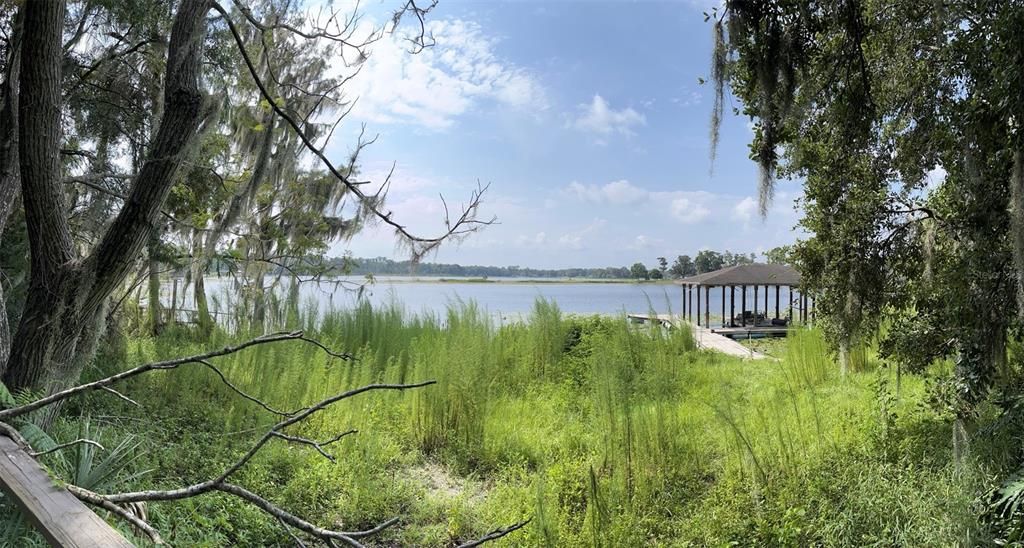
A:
[166,276,801,323]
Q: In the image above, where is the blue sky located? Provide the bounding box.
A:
[323,0,803,269]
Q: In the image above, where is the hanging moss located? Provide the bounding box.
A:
[1011,151,1024,320]
[709,20,726,171]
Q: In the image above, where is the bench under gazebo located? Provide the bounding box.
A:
[677,263,811,338]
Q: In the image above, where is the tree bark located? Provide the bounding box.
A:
[147,232,163,336]
[193,239,213,332]
[2,0,212,393]
[0,5,24,371]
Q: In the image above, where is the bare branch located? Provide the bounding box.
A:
[272,429,357,462]
[99,386,141,408]
[0,331,333,421]
[391,0,438,54]
[29,438,104,458]
[457,519,532,547]
[197,359,301,417]
[214,483,400,547]
[64,381,433,546]
[210,1,495,260]
[67,485,164,545]
[230,0,382,52]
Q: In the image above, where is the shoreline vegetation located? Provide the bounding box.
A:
[15,296,999,546]
[429,277,677,284]
[322,253,767,282]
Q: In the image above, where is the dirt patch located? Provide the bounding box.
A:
[404,461,488,503]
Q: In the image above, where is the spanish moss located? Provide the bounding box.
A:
[709,20,726,172]
[1012,151,1024,320]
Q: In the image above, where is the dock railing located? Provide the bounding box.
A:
[0,435,134,547]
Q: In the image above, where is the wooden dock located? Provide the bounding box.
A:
[0,436,133,547]
[627,314,767,360]
[712,325,790,338]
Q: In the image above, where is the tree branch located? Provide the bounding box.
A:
[457,519,532,547]
[210,1,495,261]
[29,438,104,458]
[0,330,336,421]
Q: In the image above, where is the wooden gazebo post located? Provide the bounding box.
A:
[774,285,780,319]
[720,286,725,328]
[704,285,710,328]
[730,285,735,327]
[741,285,747,327]
[696,283,702,327]
[754,285,759,324]
[681,284,687,321]
[687,284,693,321]
[789,287,794,322]
[763,284,768,318]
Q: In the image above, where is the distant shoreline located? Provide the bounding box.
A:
[190,274,679,285]
[427,277,677,285]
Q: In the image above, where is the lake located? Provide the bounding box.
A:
[168,276,800,324]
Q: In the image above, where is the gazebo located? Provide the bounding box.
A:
[676,263,810,333]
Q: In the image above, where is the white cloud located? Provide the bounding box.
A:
[571,94,645,138]
[566,179,648,205]
[516,232,548,246]
[565,180,718,225]
[555,219,607,250]
[670,198,711,224]
[733,196,758,221]
[343,19,546,130]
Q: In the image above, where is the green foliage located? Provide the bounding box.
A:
[629,262,648,280]
[54,299,1012,546]
[716,0,1024,425]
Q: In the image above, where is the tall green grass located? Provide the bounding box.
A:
[68,297,1002,546]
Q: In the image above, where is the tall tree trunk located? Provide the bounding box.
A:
[147,232,163,335]
[193,239,213,332]
[2,0,211,393]
[0,6,23,371]
[252,270,266,330]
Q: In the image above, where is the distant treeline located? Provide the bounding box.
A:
[330,257,636,279]
[326,247,792,280]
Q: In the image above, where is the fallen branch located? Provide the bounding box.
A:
[0,330,338,422]
[0,323,524,545]
[29,438,104,458]
[457,519,532,548]
[67,484,164,545]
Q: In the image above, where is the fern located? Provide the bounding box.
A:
[992,468,1024,519]
[0,381,13,409]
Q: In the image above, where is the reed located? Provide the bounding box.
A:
[77,297,990,546]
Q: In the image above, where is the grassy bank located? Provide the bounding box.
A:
[34,299,1008,546]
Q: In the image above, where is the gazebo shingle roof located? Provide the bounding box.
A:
[676,263,801,286]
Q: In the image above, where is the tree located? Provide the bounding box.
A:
[656,256,668,276]
[669,255,696,278]
[2,0,213,393]
[711,1,1024,458]
[694,250,724,274]
[763,245,793,266]
[649,268,664,280]
[630,262,649,280]
[0,0,492,397]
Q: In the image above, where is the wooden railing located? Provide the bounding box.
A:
[0,436,133,547]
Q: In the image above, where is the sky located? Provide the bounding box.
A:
[319,0,804,269]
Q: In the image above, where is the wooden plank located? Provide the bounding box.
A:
[626,314,767,360]
[0,436,134,547]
